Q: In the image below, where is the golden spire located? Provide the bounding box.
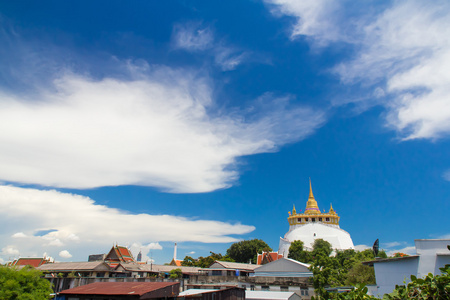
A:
[309,178,314,199]
[329,203,335,214]
[292,204,297,215]
[305,179,320,214]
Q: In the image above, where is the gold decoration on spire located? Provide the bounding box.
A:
[305,179,320,214]
[309,178,314,199]
[286,179,340,226]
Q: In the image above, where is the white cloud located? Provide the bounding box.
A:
[12,232,27,238]
[172,22,214,51]
[130,242,163,262]
[59,250,72,258]
[1,245,20,256]
[354,244,370,251]
[265,0,344,45]
[0,185,255,261]
[0,69,324,193]
[188,251,196,254]
[386,246,416,257]
[172,22,250,71]
[267,0,450,140]
[383,241,403,248]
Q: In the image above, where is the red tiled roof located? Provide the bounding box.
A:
[59,282,179,296]
[105,245,135,264]
[11,258,49,268]
[170,259,183,266]
[257,252,283,265]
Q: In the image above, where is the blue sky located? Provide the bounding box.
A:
[0,0,449,264]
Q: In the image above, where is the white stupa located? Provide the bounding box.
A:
[278,180,354,257]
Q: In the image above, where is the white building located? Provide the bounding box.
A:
[363,239,450,298]
[278,181,354,257]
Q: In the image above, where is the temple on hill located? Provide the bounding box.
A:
[278,180,354,257]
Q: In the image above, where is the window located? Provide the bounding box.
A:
[301,289,309,296]
[250,285,255,291]
[305,218,308,221]
[280,286,289,292]
[319,217,322,221]
[297,218,301,222]
[262,286,270,291]
[326,217,330,222]
[312,218,316,222]
[212,270,222,276]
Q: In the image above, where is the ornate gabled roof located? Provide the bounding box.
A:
[10,257,51,268]
[105,245,135,265]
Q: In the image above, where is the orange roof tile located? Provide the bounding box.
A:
[12,258,50,268]
[257,252,283,265]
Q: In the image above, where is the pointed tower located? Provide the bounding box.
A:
[305,179,321,214]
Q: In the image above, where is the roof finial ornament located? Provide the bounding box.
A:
[292,204,297,215]
[309,178,315,199]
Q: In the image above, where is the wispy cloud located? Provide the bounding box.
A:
[172,22,250,71]
[0,185,255,262]
[0,69,324,192]
[172,22,214,51]
[442,170,450,182]
[0,26,324,193]
[265,0,346,45]
[386,246,416,257]
[266,0,450,140]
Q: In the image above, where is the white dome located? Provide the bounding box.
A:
[278,223,354,257]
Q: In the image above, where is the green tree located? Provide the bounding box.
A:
[168,268,182,279]
[288,240,312,263]
[226,239,272,264]
[0,266,53,299]
[181,252,234,268]
[345,262,376,286]
[181,256,197,267]
[312,239,333,257]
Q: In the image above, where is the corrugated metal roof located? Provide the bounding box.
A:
[251,271,313,277]
[59,282,178,296]
[209,261,259,271]
[37,261,110,271]
[179,289,218,296]
[245,291,299,300]
[362,255,419,265]
[138,264,201,274]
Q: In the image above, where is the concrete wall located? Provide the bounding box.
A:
[373,258,419,297]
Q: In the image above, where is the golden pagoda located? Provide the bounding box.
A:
[287,179,340,227]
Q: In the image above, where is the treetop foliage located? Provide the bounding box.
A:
[181,239,271,267]
[226,239,272,264]
[181,251,234,268]
[288,239,388,298]
[0,266,53,299]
